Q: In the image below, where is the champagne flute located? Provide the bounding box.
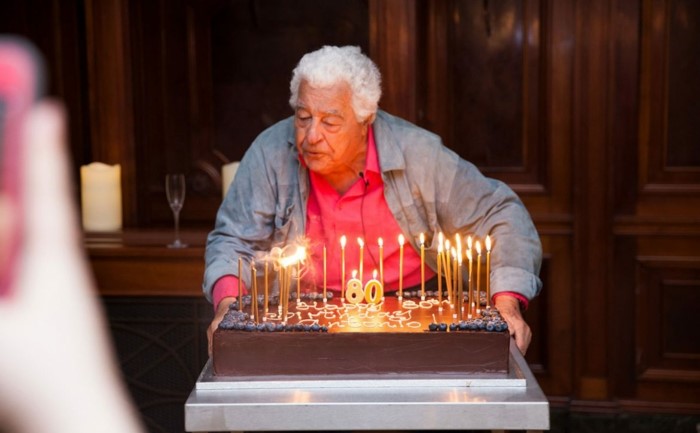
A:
[165,173,187,248]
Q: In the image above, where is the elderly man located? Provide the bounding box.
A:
[204,45,542,355]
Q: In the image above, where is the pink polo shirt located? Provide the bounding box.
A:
[303,127,434,293]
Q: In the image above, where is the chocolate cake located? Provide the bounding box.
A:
[212,294,510,378]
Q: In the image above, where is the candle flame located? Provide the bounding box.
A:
[445,239,451,251]
[438,232,444,244]
[419,232,425,245]
[455,234,461,249]
[378,237,383,247]
[485,235,492,252]
[398,234,405,245]
[475,240,482,255]
[357,237,364,247]
[467,235,473,250]
[279,246,306,267]
[340,235,347,248]
[373,269,378,279]
[466,249,472,260]
[352,269,357,278]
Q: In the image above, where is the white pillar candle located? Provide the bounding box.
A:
[80,162,122,232]
[221,161,240,199]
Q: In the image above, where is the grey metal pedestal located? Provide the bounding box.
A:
[185,340,549,432]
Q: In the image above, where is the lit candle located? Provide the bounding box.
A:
[378,237,384,289]
[419,233,425,301]
[80,162,122,232]
[457,248,463,321]
[485,235,492,308]
[340,235,347,299]
[323,244,327,302]
[456,234,463,319]
[467,235,473,317]
[475,240,482,313]
[221,161,240,199]
[364,269,383,304]
[357,237,365,283]
[466,248,473,318]
[346,270,363,304]
[398,234,405,300]
[437,242,443,309]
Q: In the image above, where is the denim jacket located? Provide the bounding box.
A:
[204,110,542,303]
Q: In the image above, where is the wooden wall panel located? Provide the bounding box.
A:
[641,0,700,189]
[611,0,700,411]
[126,0,370,227]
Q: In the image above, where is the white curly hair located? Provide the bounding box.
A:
[289,45,382,123]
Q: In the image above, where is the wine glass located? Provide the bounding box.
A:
[165,173,188,248]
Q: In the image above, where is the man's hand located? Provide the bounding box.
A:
[207,297,236,356]
[494,295,532,355]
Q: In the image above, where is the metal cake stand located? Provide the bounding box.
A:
[185,340,549,432]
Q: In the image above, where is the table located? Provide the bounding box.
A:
[185,340,549,432]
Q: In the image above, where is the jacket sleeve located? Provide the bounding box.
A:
[436,148,543,301]
[202,137,279,303]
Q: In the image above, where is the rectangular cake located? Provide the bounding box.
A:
[212,295,510,378]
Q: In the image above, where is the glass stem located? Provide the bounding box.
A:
[173,211,181,242]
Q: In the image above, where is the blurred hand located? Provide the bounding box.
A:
[494,295,532,355]
[0,102,144,433]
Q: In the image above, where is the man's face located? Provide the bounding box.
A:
[294,80,368,178]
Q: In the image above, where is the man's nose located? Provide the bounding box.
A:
[306,119,322,144]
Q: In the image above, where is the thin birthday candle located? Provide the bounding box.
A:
[296,246,306,302]
[264,261,269,317]
[250,260,258,323]
[475,240,482,313]
[467,236,474,316]
[457,250,463,321]
[419,233,425,300]
[485,235,492,308]
[437,242,443,309]
[277,263,283,316]
[340,235,347,299]
[296,250,301,302]
[378,237,384,289]
[398,234,405,299]
[466,249,473,318]
[444,239,452,300]
[237,256,243,311]
[357,237,364,283]
[323,245,327,302]
[456,234,463,318]
[454,247,459,306]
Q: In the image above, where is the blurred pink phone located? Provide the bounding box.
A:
[0,36,43,298]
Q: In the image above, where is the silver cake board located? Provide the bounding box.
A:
[196,352,526,390]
